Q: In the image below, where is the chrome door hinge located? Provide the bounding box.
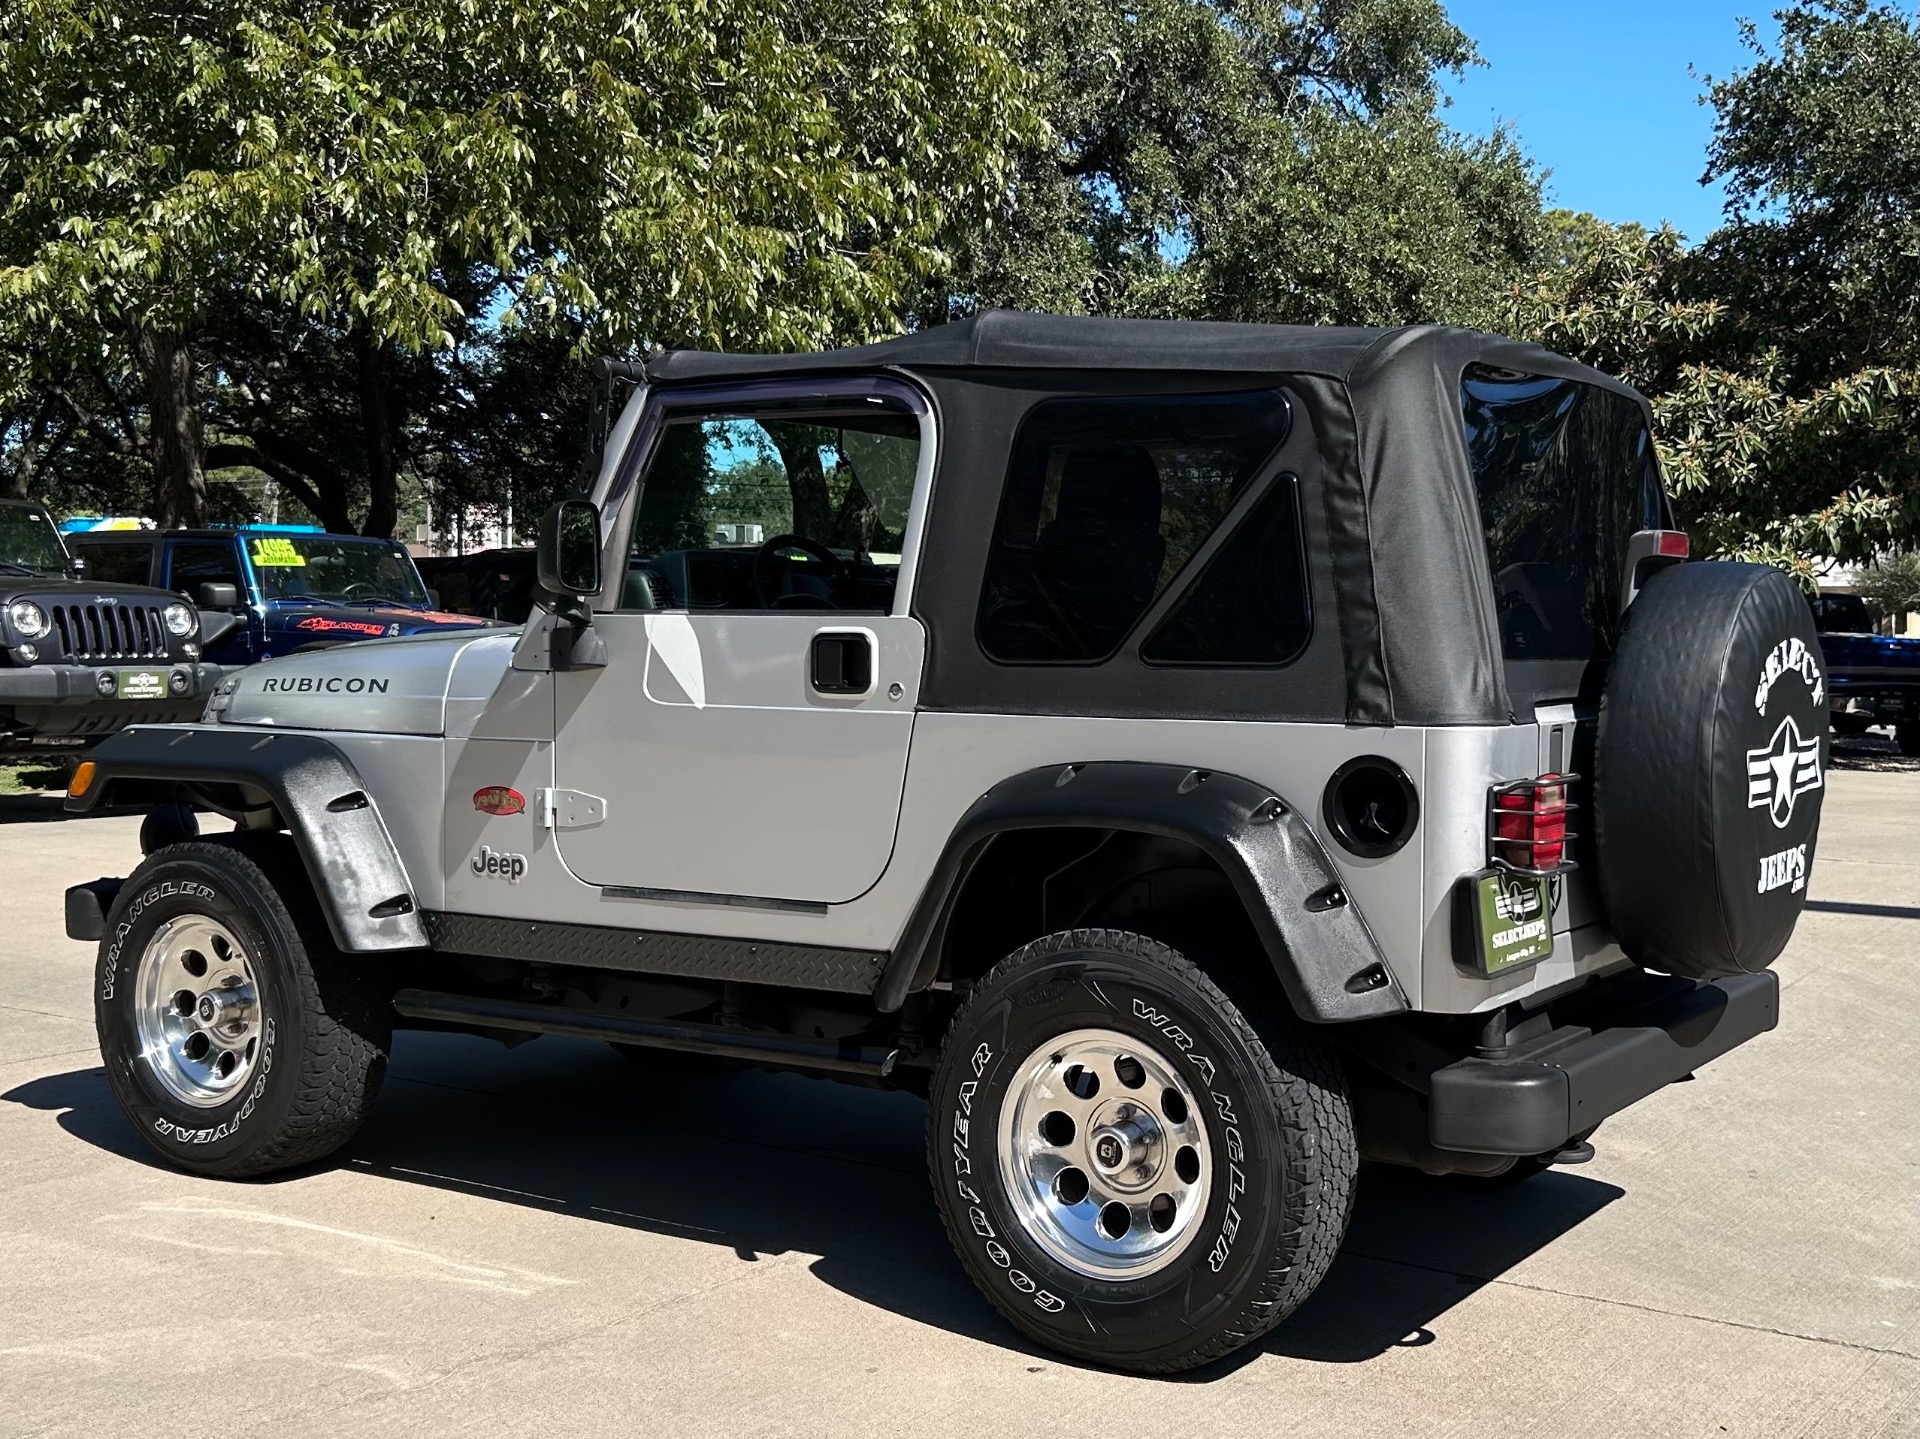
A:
[539,788,608,830]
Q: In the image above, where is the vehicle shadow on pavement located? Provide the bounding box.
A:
[0,793,143,824]
[1243,1164,1625,1371]
[0,793,74,823]
[1829,732,1919,773]
[3,1031,1623,1378]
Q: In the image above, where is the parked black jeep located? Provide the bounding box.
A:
[0,501,229,752]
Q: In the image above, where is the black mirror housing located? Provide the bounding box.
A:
[198,581,240,609]
[538,499,603,597]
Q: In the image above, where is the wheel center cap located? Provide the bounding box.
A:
[196,986,254,1032]
[1088,1108,1164,1190]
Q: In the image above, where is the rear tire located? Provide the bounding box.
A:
[94,834,391,1178]
[927,928,1356,1373]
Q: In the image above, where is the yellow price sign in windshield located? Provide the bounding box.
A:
[249,537,307,567]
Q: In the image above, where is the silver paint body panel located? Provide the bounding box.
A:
[550,612,924,903]
[222,629,506,736]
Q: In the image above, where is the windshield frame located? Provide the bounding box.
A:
[0,505,75,578]
[238,532,432,608]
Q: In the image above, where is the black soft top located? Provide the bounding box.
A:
[647,310,1642,405]
[644,312,1655,728]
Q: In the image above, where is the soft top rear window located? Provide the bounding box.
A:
[1462,365,1665,670]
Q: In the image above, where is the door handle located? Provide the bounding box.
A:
[811,629,874,696]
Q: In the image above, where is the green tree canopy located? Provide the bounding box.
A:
[923,0,1544,326]
[0,0,1035,529]
[1854,550,1920,620]
[1506,1,1920,574]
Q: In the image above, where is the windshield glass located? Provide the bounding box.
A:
[0,507,72,575]
[244,533,431,606]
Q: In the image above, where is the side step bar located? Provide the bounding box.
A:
[391,988,900,1078]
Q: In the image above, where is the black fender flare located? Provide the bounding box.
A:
[66,725,427,953]
[877,761,1408,1023]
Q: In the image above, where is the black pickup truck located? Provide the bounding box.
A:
[1812,592,1920,754]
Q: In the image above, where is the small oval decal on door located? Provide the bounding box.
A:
[473,786,526,816]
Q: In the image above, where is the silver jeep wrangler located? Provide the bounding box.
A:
[66,313,1827,1373]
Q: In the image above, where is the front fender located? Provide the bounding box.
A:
[67,724,427,953]
[878,761,1408,1022]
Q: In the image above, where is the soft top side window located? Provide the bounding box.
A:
[1462,366,1665,666]
[619,403,920,613]
[976,391,1292,664]
[75,540,155,587]
[165,540,245,601]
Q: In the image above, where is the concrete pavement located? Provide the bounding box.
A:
[1,763,1914,1437]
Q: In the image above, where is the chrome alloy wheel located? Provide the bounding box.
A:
[132,915,263,1109]
[996,1028,1212,1280]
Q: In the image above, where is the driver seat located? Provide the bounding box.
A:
[1032,446,1166,656]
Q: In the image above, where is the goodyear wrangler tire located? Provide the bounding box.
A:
[94,833,390,1178]
[927,929,1356,1373]
[1595,562,1828,979]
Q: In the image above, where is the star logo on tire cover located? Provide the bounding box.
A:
[1746,715,1823,828]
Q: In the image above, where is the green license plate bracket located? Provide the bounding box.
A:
[116,669,169,700]
[1453,869,1555,977]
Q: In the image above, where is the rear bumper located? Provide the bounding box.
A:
[1429,971,1780,1155]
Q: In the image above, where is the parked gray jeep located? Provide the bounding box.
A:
[65,314,1826,1373]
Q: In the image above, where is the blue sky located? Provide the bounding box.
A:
[1442,2,1784,242]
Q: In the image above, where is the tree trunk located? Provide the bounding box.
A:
[772,429,834,541]
[131,327,208,528]
[356,331,400,539]
[7,402,49,499]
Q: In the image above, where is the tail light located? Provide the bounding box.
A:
[1489,773,1578,876]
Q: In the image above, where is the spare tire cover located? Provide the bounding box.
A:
[1594,561,1826,978]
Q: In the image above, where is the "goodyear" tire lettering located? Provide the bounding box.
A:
[153,1018,276,1145]
[949,1040,1066,1316]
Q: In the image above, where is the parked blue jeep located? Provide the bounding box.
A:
[64,524,496,665]
[1810,592,1920,754]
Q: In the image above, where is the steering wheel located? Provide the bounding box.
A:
[342,582,381,601]
[752,534,849,610]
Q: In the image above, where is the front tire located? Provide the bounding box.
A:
[927,929,1356,1373]
[1897,720,1920,757]
[94,834,391,1178]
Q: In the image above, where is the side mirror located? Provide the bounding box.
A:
[424,587,442,609]
[198,581,240,609]
[196,611,243,647]
[538,499,603,598]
